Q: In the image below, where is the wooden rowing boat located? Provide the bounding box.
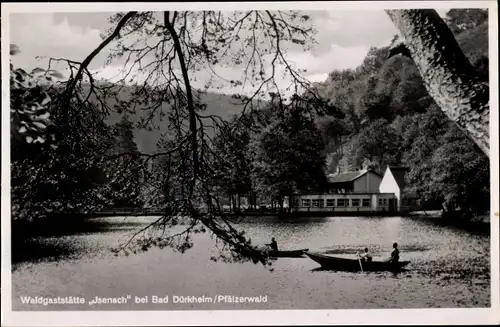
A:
[269,249,309,258]
[304,252,410,271]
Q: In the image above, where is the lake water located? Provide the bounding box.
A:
[11,215,491,310]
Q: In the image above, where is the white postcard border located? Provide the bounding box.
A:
[1,1,498,326]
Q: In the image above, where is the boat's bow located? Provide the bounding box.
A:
[269,248,310,258]
[305,252,410,272]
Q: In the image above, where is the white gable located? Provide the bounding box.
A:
[379,167,401,198]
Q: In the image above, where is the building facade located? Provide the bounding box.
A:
[326,169,383,193]
[290,167,419,214]
[378,166,418,213]
[290,192,397,212]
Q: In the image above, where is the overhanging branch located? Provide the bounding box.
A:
[62,11,138,118]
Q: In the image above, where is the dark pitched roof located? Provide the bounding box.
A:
[327,169,381,184]
[388,166,410,190]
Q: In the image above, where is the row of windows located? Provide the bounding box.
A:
[378,198,388,205]
[291,197,415,208]
[293,198,372,208]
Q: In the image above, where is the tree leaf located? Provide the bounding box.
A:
[10,44,21,55]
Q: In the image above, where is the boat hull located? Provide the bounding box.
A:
[269,249,309,258]
[305,252,409,272]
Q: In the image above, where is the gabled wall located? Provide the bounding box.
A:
[379,167,402,210]
[353,172,382,193]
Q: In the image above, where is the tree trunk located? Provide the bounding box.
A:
[386,9,489,157]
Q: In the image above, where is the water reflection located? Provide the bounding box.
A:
[382,216,402,244]
[11,215,491,310]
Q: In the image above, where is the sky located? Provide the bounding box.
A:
[9,9,450,95]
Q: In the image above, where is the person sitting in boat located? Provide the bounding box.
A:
[389,242,400,263]
[358,247,373,262]
[267,237,278,252]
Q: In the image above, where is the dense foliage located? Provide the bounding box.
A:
[10,46,114,222]
[249,103,327,210]
[10,48,146,222]
[311,9,490,216]
[107,115,144,207]
[211,96,328,211]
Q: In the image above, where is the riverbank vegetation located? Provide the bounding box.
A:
[315,9,490,218]
[207,9,490,218]
[10,9,490,264]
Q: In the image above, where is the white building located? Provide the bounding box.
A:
[290,166,419,214]
[379,166,418,212]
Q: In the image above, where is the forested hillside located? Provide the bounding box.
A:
[312,9,489,213]
[197,9,490,216]
[10,9,489,224]
[100,88,253,154]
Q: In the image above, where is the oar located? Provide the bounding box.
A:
[357,254,364,273]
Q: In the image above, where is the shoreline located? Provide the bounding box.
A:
[10,210,491,242]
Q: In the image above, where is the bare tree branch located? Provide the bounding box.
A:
[62,11,138,119]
